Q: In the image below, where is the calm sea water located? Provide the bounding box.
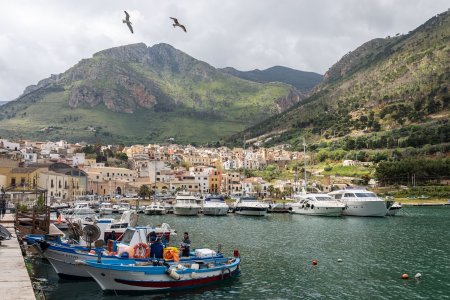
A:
[31,206,450,299]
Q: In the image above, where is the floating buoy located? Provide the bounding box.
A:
[312,260,318,265]
[337,259,343,263]
[233,249,240,258]
[415,273,422,279]
[401,273,409,279]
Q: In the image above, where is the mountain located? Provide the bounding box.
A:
[231,10,450,153]
[220,66,322,94]
[0,101,8,106]
[0,43,312,144]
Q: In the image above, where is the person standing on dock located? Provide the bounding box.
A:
[180,232,191,257]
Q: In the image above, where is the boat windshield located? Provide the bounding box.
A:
[120,229,135,245]
[355,193,376,198]
[241,197,256,201]
[315,196,333,201]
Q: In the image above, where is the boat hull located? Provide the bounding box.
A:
[81,259,240,291]
[342,200,387,217]
[235,207,267,216]
[44,246,96,278]
[203,206,229,216]
[290,206,344,216]
[144,209,166,215]
[173,207,201,216]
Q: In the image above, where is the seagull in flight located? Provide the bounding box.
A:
[170,17,187,32]
[123,11,134,33]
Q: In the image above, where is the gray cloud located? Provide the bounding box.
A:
[0,0,448,100]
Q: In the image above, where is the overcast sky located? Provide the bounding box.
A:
[0,0,448,100]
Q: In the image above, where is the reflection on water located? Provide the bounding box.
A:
[33,206,450,299]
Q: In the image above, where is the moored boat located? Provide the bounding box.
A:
[234,195,269,216]
[77,255,240,291]
[173,193,201,216]
[328,189,388,217]
[290,193,346,216]
[203,195,229,216]
[144,202,167,215]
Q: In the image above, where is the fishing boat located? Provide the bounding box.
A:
[328,189,388,217]
[202,195,229,216]
[290,193,346,216]
[77,254,240,291]
[31,226,177,279]
[173,193,201,216]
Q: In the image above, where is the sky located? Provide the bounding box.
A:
[0,0,448,101]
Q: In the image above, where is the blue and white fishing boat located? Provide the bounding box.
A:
[77,255,240,292]
[29,226,178,278]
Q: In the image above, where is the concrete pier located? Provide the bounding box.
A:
[0,214,36,300]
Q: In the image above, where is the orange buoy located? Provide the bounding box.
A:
[401,273,409,279]
[312,260,318,265]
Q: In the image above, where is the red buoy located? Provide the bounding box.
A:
[401,273,409,279]
[312,260,318,265]
[233,249,240,258]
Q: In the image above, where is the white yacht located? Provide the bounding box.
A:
[144,202,167,215]
[290,193,346,216]
[118,202,131,213]
[328,189,388,217]
[234,195,269,216]
[173,193,201,216]
[99,202,113,215]
[65,202,96,215]
[203,195,229,216]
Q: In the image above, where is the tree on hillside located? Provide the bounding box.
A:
[268,185,275,197]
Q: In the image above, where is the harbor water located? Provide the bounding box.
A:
[31,206,450,299]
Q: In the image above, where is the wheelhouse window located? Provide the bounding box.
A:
[355,193,376,198]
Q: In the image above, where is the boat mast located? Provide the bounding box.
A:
[243,135,246,196]
[303,138,307,191]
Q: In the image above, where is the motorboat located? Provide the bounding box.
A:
[202,195,229,216]
[233,195,269,216]
[144,202,167,215]
[290,193,346,216]
[112,204,120,214]
[386,201,402,216]
[118,202,131,213]
[267,202,291,213]
[77,255,240,291]
[328,189,388,217]
[99,202,113,215]
[64,202,96,215]
[173,193,201,216]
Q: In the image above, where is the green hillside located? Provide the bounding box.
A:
[230,10,450,156]
[0,43,313,144]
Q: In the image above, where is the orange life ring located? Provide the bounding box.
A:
[133,243,150,258]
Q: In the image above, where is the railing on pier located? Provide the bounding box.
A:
[15,206,50,235]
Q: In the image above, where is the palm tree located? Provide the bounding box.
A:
[268,185,275,198]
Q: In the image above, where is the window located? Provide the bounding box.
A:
[51,179,54,188]
[334,194,342,199]
[344,193,355,198]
